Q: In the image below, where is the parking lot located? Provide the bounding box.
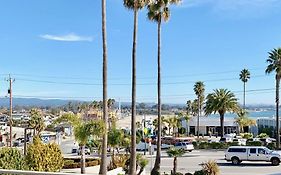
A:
[145,150,281,175]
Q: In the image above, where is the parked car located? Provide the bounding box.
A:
[136,142,156,151]
[225,146,281,166]
[77,147,91,155]
[175,142,194,152]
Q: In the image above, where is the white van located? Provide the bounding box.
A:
[225,146,281,166]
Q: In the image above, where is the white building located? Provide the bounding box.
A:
[182,117,238,136]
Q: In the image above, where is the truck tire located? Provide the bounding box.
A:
[231,157,240,165]
[271,158,280,166]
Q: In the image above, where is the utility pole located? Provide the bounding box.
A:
[7,74,15,147]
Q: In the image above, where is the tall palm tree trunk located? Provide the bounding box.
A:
[173,157,177,175]
[129,7,138,175]
[81,145,86,174]
[99,0,108,174]
[243,82,246,110]
[151,20,162,175]
[220,113,224,137]
[197,98,200,138]
[276,76,280,149]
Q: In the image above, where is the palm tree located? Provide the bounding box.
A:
[28,109,45,136]
[108,129,123,167]
[235,109,256,133]
[147,1,181,174]
[123,1,148,174]
[166,147,185,175]
[55,114,104,174]
[205,89,239,137]
[265,48,281,149]
[100,0,109,173]
[239,69,250,110]
[186,100,192,115]
[194,81,205,137]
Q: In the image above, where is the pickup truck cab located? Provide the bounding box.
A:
[225,146,281,166]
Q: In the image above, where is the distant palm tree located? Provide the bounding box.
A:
[205,89,239,137]
[167,147,185,175]
[265,48,281,149]
[100,0,109,173]
[235,108,256,133]
[123,1,148,174]
[193,81,205,137]
[147,1,181,174]
[186,100,192,115]
[239,69,250,109]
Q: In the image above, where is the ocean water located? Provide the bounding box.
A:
[208,110,276,119]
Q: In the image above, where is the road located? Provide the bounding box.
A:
[145,150,281,175]
[60,139,281,175]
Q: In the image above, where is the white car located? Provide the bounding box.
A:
[225,146,281,166]
[174,142,194,152]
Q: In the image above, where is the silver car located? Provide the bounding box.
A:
[175,142,194,152]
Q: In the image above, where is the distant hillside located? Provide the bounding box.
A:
[0,98,79,107]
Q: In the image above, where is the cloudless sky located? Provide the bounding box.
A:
[1,0,281,105]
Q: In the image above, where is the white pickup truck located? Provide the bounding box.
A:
[225,146,281,166]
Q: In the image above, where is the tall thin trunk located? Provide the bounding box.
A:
[129,7,138,175]
[243,82,246,110]
[173,157,177,175]
[81,145,86,174]
[99,0,108,174]
[197,97,200,138]
[220,113,224,137]
[276,75,280,149]
[151,20,161,175]
[186,119,189,136]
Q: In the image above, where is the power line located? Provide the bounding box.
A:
[14,74,268,86]
[5,66,266,81]
[12,88,276,100]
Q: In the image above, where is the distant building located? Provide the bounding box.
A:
[182,117,239,136]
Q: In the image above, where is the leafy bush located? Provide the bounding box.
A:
[209,142,226,149]
[25,136,64,172]
[240,133,253,139]
[192,141,198,149]
[198,142,209,149]
[257,133,269,139]
[63,159,99,169]
[227,141,239,146]
[267,142,276,150]
[194,170,206,175]
[201,160,220,175]
[0,147,25,170]
[246,141,262,146]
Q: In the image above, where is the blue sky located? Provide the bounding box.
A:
[1,0,281,105]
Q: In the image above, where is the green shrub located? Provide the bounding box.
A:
[241,133,253,139]
[0,147,25,170]
[257,133,269,139]
[25,136,64,172]
[246,141,262,146]
[227,141,239,146]
[209,142,226,149]
[267,142,276,150]
[194,170,206,175]
[199,142,209,149]
[192,141,198,149]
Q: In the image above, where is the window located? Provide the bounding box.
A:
[228,148,246,153]
[258,148,265,154]
[250,148,256,154]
